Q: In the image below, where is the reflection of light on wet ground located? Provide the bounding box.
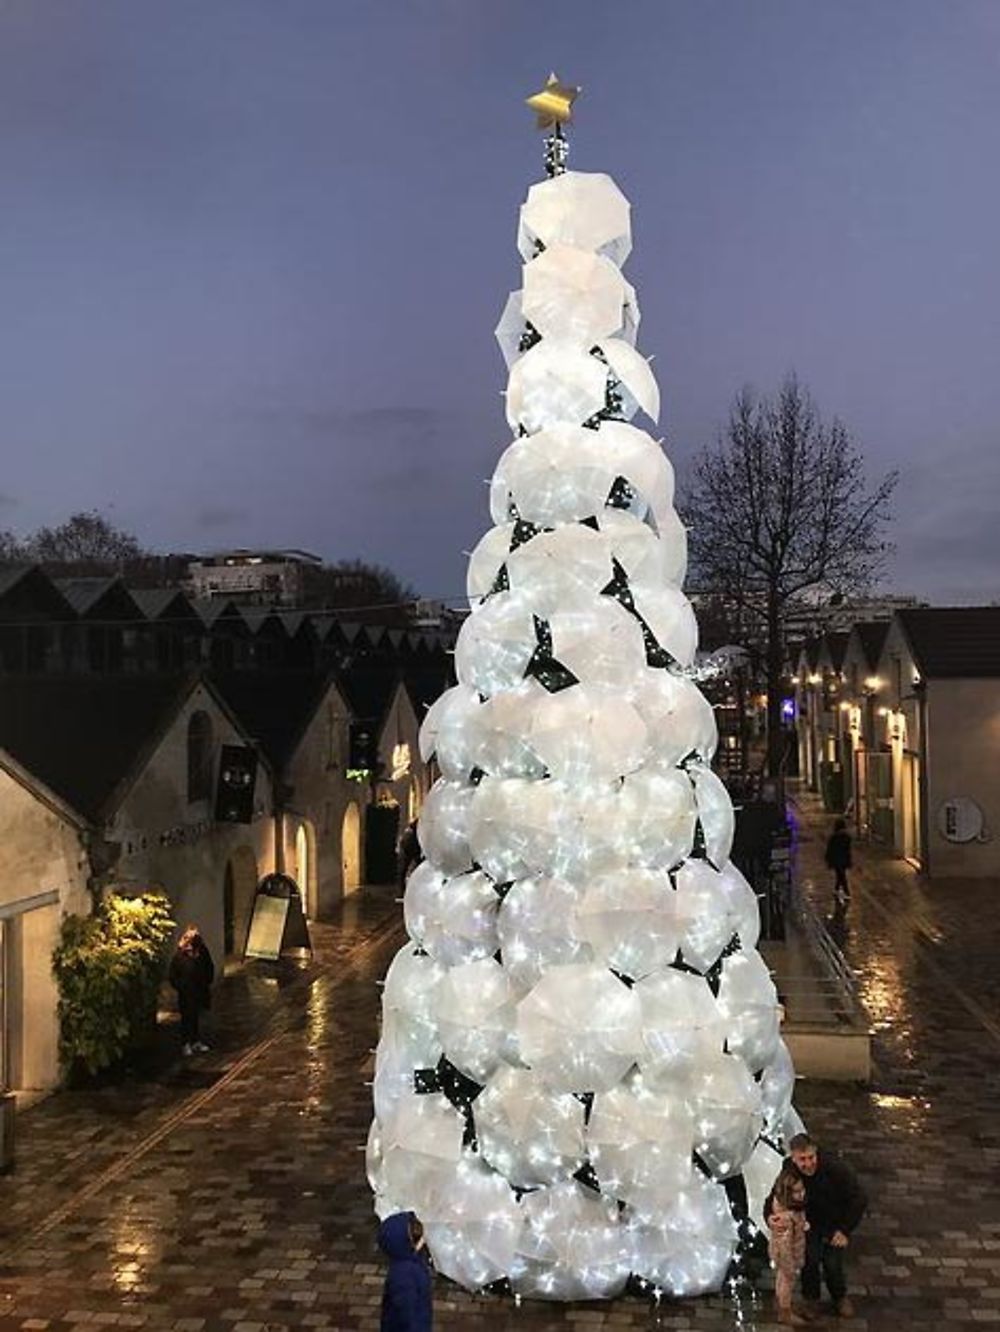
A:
[869,1091,932,1134]
[110,1202,163,1295]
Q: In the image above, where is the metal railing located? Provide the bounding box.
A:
[785,885,863,1024]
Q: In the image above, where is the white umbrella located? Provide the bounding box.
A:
[418,684,481,780]
[468,775,552,883]
[629,583,699,667]
[635,968,727,1082]
[467,681,546,779]
[433,956,516,1084]
[379,1091,465,1216]
[496,875,592,990]
[506,524,616,612]
[674,859,739,972]
[743,1138,785,1233]
[494,289,527,369]
[454,588,537,696]
[594,420,675,532]
[382,942,447,1030]
[372,1009,443,1126]
[574,867,680,980]
[548,598,647,689]
[505,339,608,434]
[517,962,643,1094]
[527,684,649,784]
[628,667,718,770]
[718,859,761,950]
[423,1152,522,1290]
[689,762,736,867]
[627,1167,738,1297]
[511,1179,629,1301]
[618,767,697,870]
[587,1074,695,1214]
[417,778,476,876]
[522,244,627,344]
[597,508,678,593]
[689,1052,763,1179]
[716,951,781,1073]
[466,522,514,603]
[404,864,499,968]
[474,1065,586,1189]
[489,425,612,527]
[518,170,632,266]
[597,337,660,423]
[759,1039,796,1141]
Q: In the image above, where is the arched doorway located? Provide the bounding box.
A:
[341,801,361,895]
[223,845,258,958]
[295,820,318,919]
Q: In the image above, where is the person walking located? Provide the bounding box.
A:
[378,1211,433,1332]
[825,818,853,904]
[168,925,215,1057]
[398,818,423,891]
[767,1162,812,1325]
[786,1132,867,1318]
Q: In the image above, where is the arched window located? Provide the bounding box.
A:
[187,710,215,803]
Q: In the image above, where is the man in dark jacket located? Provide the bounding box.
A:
[787,1132,867,1317]
[378,1211,432,1332]
[825,819,853,902]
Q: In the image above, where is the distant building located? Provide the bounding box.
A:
[186,549,323,607]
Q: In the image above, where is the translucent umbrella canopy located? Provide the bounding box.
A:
[716,950,782,1073]
[522,244,628,344]
[474,1065,586,1189]
[760,1038,796,1140]
[403,864,499,968]
[618,768,697,870]
[627,1168,738,1297]
[653,507,689,583]
[506,525,616,614]
[506,340,608,434]
[718,860,761,951]
[433,956,517,1083]
[379,1091,465,1215]
[423,1152,522,1291]
[527,684,649,783]
[598,509,678,593]
[468,683,548,780]
[743,1138,785,1233]
[587,1074,695,1215]
[547,598,648,689]
[690,762,736,867]
[511,1179,630,1302]
[419,684,481,780]
[630,583,699,667]
[674,859,741,972]
[494,289,526,370]
[517,963,643,1094]
[496,875,592,991]
[597,337,660,423]
[689,1053,763,1179]
[382,942,447,1030]
[574,868,680,980]
[635,968,726,1082]
[372,1008,443,1125]
[417,778,475,876]
[466,522,515,602]
[469,776,555,883]
[454,589,537,696]
[518,170,632,267]
[627,668,718,770]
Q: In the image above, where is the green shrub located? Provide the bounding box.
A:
[52,890,176,1074]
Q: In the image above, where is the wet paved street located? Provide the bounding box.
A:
[2,806,1000,1332]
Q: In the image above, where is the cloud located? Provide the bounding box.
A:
[196,505,247,530]
[0,492,17,510]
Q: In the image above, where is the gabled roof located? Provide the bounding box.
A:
[823,631,850,672]
[852,621,890,671]
[896,607,1000,679]
[336,661,402,724]
[55,576,142,620]
[131,588,200,622]
[211,671,335,769]
[0,566,76,621]
[0,674,198,823]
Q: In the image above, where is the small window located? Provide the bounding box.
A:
[187,710,215,803]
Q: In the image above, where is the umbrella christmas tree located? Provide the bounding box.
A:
[367,78,802,1303]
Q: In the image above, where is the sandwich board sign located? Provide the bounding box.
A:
[245,872,312,960]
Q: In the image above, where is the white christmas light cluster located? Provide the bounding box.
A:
[367,168,802,1302]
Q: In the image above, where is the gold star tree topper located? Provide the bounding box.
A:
[526,72,580,130]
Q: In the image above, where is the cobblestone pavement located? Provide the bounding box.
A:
[1,816,999,1332]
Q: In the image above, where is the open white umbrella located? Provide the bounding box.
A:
[597,337,660,423]
[548,598,648,689]
[593,420,675,532]
[628,667,718,770]
[505,339,608,434]
[466,522,514,603]
[597,508,678,593]
[716,950,782,1073]
[489,425,615,527]
[423,1152,522,1291]
[417,778,475,876]
[454,588,537,696]
[690,762,736,867]
[528,684,649,784]
[404,864,499,968]
[689,1052,763,1179]
[379,1091,465,1216]
[522,244,627,345]
[629,583,699,667]
[574,868,679,980]
[418,684,481,781]
[433,956,516,1083]
[511,1179,629,1301]
[517,963,643,1094]
[506,525,615,613]
[382,942,447,1030]
[743,1138,785,1233]
[674,859,739,972]
[474,1065,586,1189]
[618,767,697,870]
[627,1167,738,1297]
[587,1073,695,1214]
[467,681,546,779]
[497,875,592,990]
[518,170,632,266]
[635,967,727,1082]
[494,289,527,369]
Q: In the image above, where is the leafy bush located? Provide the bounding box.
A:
[52,891,175,1074]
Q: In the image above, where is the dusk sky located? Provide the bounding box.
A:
[1,2,998,606]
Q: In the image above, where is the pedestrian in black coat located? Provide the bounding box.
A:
[168,925,215,1056]
[825,818,853,902]
[767,1132,867,1318]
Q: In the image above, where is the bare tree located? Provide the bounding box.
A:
[29,511,143,575]
[682,376,897,775]
[0,530,26,564]
[301,558,417,623]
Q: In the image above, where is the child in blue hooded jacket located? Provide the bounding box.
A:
[378,1211,433,1332]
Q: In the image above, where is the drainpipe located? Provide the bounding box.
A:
[915,680,929,875]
